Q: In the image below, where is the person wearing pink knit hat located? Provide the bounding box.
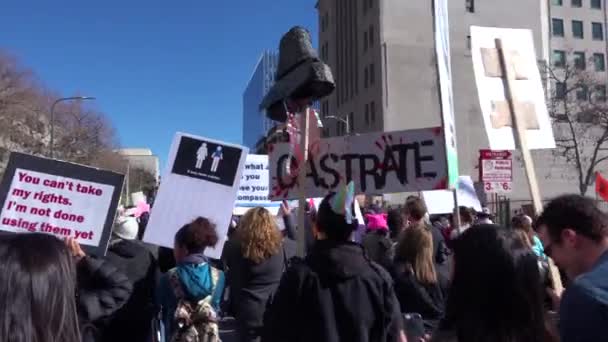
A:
[362,212,393,271]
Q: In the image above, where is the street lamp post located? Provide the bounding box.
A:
[50,96,96,159]
[325,115,351,135]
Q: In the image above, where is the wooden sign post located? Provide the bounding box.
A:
[296,107,311,257]
[494,39,543,215]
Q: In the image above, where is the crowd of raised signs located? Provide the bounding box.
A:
[0,181,607,342]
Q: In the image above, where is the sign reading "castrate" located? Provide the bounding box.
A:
[269,127,448,200]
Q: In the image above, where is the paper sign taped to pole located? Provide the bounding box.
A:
[143,133,248,259]
[470,26,555,150]
[422,176,482,215]
[0,153,124,256]
[269,127,448,200]
[234,154,280,216]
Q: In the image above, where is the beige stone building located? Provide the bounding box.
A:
[315,0,608,203]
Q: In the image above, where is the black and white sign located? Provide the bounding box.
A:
[0,153,124,256]
[172,136,243,187]
[234,154,280,215]
[144,133,248,259]
[269,128,448,200]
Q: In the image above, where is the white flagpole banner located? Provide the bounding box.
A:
[0,152,124,256]
[144,133,248,259]
[434,0,460,188]
[269,127,448,200]
[422,176,483,215]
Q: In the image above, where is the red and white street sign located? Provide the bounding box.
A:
[480,149,512,193]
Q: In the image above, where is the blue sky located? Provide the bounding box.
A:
[1,1,318,166]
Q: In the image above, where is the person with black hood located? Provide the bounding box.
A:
[102,215,159,342]
[65,237,133,342]
[263,182,405,342]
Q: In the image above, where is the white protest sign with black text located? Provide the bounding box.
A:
[144,133,248,259]
[0,153,124,256]
[269,128,448,200]
[235,154,279,215]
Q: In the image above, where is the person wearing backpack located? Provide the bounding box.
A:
[263,182,405,342]
[223,207,296,342]
[157,217,226,342]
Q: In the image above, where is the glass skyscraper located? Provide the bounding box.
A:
[242,51,278,151]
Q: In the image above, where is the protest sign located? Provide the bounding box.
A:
[422,176,483,215]
[0,152,124,256]
[480,149,513,193]
[143,133,248,259]
[269,128,448,200]
[470,26,555,150]
[235,154,279,215]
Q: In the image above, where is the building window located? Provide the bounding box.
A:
[368,0,373,10]
[364,31,368,52]
[572,20,584,38]
[466,0,475,12]
[349,112,355,132]
[556,82,567,99]
[572,0,582,7]
[369,25,375,47]
[552,19,565,37]
[552,50,566,67]
[364,66,369,88]
[592,0,602,9]
[365,104,370,126]
[576,85,588,100]
[594,53,606,71]
[574,51,586,70]
[370,101,376,124]
[593,22,604,40]
[466,35,472,50]
[596,85,607,101]
[552,0,563,5]
[321,13,327,32]
[369,63,375,85]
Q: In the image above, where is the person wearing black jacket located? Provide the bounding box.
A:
[393,225,448,333]
[264,185,405,342]
[101,216,159,342]
[223,207,296,342]
[66,238,133,342]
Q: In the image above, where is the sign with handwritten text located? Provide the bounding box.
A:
[269,128,448,200]
[0,153,124,256]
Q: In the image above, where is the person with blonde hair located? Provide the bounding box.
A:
[227,207,296,342]
[393,225,448,334]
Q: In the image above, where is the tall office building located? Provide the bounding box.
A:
[550,0,608,91]
[315,0,591,201]
[243,51,279,151]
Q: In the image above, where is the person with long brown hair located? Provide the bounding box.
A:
[227,207,296,342]
[0,233,82,342]
[393,225,448,334]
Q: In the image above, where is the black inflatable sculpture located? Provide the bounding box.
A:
[259,26,335,122]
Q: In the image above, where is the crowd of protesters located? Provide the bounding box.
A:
[1,188,608,342]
